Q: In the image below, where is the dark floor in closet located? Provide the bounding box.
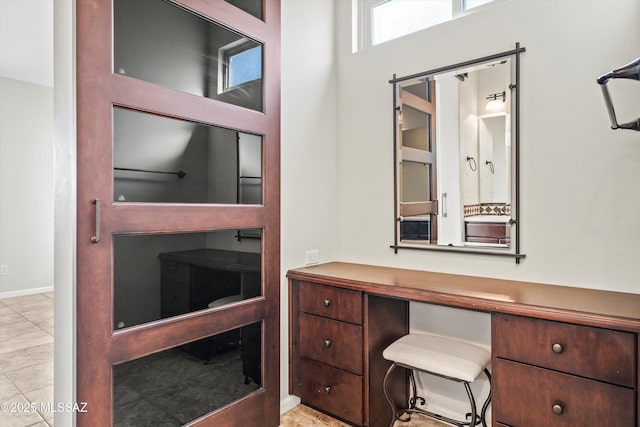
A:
[113,347,259,426]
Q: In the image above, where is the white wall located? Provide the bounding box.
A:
[332,0,640,419]
[436,77,464,245]
[280,0,339,409]
[459,71,480,206]
[53,0,76,424]
[0,77,54,296]
[336,0,640,292]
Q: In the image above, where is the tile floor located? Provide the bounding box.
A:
[0,292,443,427]
[280,405,447,427]
[0,292,54,427]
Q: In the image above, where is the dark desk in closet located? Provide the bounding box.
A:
[159,249,261,384]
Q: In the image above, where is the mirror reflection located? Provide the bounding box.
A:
[395,57,515,249]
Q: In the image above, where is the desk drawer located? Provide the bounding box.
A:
[494,358,635,427]
[300,313,362,375]
[160,280,189,317]
[465,222,509,239]
[161,260,190,284]
[493,313,635,387]
[301,358,363,426]
[299,281,362,324]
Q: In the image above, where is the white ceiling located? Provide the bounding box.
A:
[0,0,53,87]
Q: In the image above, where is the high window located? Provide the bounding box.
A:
[357,0,497,50]
[219,40,263,93]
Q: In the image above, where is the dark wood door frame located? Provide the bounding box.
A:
[76,1,281,425]
[397,79,438,243]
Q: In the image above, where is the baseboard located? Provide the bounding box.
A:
[280,394,301,415]
[0,286,53,299]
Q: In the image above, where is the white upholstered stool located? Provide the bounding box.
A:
[208,293,242,309]
[382,333,491,427]
[203,294,243,364]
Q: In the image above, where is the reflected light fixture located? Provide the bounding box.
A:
[486,91,506,111]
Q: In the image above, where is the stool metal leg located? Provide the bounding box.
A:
[384,362,490,427]
[383,362,412,427]
[480,368,491,427]
[382,362,397,427]
[408,370,425,409]
[463,381,477,427]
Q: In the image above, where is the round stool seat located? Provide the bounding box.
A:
[208,294,242,309]
[383,333,490,383]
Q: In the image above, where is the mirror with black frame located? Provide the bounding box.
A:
[391,45,525,260]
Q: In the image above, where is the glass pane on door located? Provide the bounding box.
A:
[113,230,262,330]
[400,217,431,241]
[113,107,262,205]
[225,0,263,19]
[402,80,432,102]
[401,105,431,151]
[113,0,263,111]
[113,321,262,426]
[401,161,430,203]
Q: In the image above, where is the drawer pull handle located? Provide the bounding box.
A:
[323,299,331,307]
[324,339,331,348]
[324,386,331,394]
[551,343,563,354]
[552,404,563,415]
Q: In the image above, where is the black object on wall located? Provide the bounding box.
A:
[597,57,640,131]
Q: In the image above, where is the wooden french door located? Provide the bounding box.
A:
[397,78,438,243]
[76,1,280,425]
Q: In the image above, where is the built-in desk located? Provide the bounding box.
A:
[159,249,261,384]
[288,262,640,427]
[159,248,261,320]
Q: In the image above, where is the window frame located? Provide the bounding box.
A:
[218,38,263,94]
[356,0,499,51]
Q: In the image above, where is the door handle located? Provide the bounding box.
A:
[91,198,101,243]
[442,192,448,218]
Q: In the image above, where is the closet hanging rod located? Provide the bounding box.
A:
[114,167,186,179]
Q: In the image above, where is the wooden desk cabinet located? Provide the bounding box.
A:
[493,313,635,426]
[159,249,261,320]
[465,221,510,244]
[290,281,408,426]
[288,262,640,427]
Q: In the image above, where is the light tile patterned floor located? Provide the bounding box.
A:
[280,405,449,427]
[0,292,54,427]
